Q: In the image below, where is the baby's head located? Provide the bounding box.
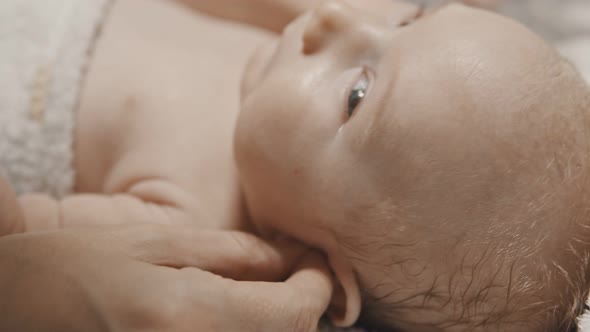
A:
[235,1,590,330]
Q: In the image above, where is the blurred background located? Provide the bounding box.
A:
[417,0,590,82]
[501,0,590,41]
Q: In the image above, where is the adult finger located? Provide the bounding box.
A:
[85,224,309,281]
[223,251,334,332]
[0,177,24,236]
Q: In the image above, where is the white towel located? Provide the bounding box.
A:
[0,0,111,197]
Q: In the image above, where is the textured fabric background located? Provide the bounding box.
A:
[0,0,111,197]
[320,1,590,331]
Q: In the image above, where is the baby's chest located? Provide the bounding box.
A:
[74,0,273,227]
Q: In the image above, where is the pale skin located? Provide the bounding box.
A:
[19,0,275,232]
[236,0,590,330]
[11,0,588,331]
[16,0,500,233]
[0,223,333,332]
[1,1,335,331]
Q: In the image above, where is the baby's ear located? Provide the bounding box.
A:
[326,255,362,327]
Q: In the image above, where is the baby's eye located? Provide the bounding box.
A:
[347,69,370,118]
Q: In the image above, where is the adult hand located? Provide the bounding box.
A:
[0,176,24,235]
[0,224,333,332]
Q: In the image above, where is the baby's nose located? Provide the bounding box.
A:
[301,0,421,55]
[302,0,359,54]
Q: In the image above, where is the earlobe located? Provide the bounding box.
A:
[327,255,362,327]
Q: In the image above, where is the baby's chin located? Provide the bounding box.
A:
[240,40,278,100]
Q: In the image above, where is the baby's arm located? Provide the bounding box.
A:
[177,0,314,32]
[181,0,502,32]
[18,179,195,232]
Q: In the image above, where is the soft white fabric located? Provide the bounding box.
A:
[0,0,110,197]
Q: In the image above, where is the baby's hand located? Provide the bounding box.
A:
[18,180,196,232]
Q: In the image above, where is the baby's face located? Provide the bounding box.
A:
[235,0,588,329]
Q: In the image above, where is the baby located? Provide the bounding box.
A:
[2,0,590,331]
[236,1,590,330]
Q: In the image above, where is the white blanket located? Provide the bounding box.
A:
[0,0,110,197]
